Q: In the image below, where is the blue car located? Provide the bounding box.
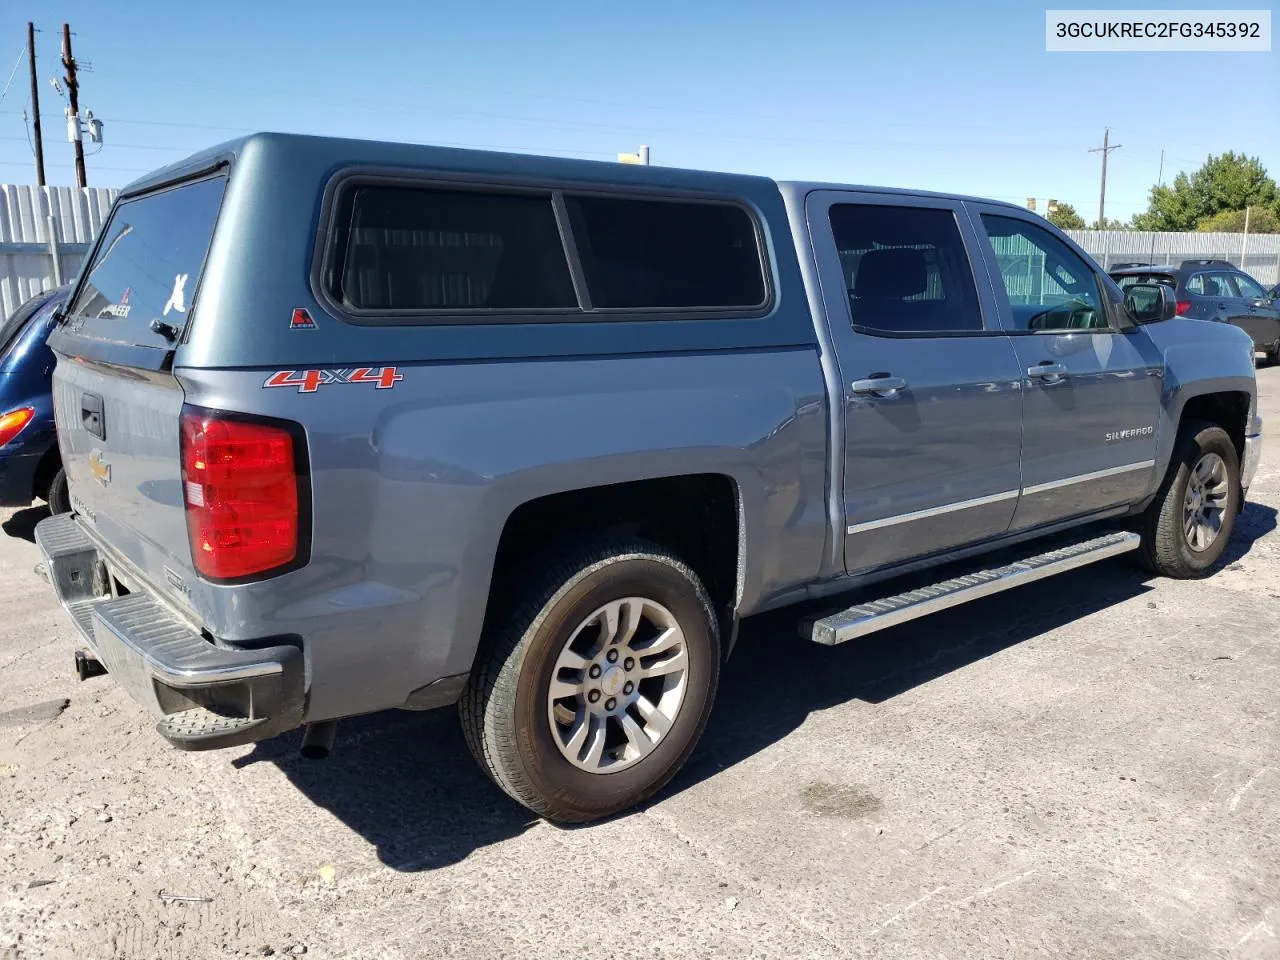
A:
[0,285,71,513]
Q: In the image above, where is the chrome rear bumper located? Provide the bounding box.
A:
[34,512,304,750]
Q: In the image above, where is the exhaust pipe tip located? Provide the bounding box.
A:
[299,721,337,760]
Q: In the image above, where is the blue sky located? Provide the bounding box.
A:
[2,0,1276,224]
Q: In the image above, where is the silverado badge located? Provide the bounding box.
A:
[88,449,111,486]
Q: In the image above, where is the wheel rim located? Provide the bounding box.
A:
[1183,452,1230,552]
[546,597,689,774]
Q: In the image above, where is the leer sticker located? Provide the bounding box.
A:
[289,308,317,330]
[263,367,403,394]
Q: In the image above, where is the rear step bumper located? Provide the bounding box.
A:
[34,513,304,751]
[811,531,1141,645]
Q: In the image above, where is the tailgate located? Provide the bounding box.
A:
[51,173,227,603]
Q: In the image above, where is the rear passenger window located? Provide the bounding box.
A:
[565,196,766,309]
[332,186,577,312]
[828,204,983,334]
[1185,272,1237,298]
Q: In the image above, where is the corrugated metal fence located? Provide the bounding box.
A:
[1066,229,1280,285]
[0,184,118,318]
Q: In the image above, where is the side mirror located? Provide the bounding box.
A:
[1124,282,1175,324]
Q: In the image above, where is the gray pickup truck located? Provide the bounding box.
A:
[35,134,1261,822]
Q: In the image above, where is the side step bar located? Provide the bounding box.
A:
[811,531,1140,646]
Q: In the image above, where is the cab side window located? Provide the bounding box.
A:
[828,204,983,335]
[980,215,1106,332]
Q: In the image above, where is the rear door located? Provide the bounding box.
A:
[51,173,227,595]
[807,190,1025,575]
[969,206,1163,530]
[1184,271,1239,328]
[1230,272,1280,350]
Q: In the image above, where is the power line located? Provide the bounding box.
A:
[0,109,250,132]
[0,159,147,173]
[0,43,23,103]
[0,132,621,158]
[88,62,1116,133]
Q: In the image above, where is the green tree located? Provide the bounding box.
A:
[1131,152,1278,231]
[1047,202,1086,230]
[1195,206,1280,234]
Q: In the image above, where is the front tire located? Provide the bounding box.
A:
[460,538,720,823]
[1137,421,1240,578]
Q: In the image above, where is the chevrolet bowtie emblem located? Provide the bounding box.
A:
[88,450,111,486]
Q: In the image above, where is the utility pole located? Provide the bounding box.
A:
[1241,205,1251,269]
[26,22,45,186]
[61,23,85,187]
[1088,127,1121,228]
[1149,149,1163,263]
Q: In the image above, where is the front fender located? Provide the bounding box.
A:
[1147,318,1256,474]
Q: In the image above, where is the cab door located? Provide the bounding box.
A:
[967,205,1164,530]
[807,191,1025,575]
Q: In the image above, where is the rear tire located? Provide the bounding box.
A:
[45,467,70,515]
[460,538,720,823]
[1137,421,1239,578]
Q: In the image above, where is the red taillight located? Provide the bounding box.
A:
[1175,300,1192,316]
[179,408,303,580]
[0,407,35,447]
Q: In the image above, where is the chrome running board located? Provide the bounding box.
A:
[811,531,1140,646]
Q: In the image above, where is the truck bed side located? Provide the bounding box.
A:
[175,348,828,722]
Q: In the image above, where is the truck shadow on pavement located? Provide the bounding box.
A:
[242,505,1274,872]
[2,504,48,543]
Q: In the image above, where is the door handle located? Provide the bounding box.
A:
[851,374,907,397]
[1217,302,1228,310]
[1027,362,1067,382]
[81,392,105,440]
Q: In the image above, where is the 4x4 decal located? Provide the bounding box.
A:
[263,367,402,393]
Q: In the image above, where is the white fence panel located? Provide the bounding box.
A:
[1066,230,1280,285]
[0,184,119,318]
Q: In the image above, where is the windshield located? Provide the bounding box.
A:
[65,174,227,351]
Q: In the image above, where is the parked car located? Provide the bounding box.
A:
[34,135,1261,822]
[1109,259,1280,361]
[0,285,71,514]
